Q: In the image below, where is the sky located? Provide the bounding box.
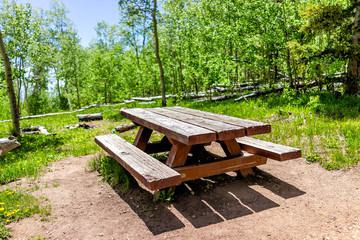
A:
[17,0,120,47]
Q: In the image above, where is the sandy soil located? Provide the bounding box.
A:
[5,147,360,240]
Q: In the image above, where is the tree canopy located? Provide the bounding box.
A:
[0,0,359,120]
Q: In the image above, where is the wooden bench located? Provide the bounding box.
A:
[95,134,182,190]
[236,136,301,161]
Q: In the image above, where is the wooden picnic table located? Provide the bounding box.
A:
[96,107,301,191]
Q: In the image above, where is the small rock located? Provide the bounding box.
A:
[192,215,196,219]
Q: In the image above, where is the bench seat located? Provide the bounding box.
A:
[95,134,182,190]
[236,136,301,161]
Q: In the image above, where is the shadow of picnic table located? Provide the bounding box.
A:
[114,168,305,235]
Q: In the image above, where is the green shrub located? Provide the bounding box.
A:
[88,155,136,193]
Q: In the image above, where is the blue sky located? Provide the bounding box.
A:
[17,0,120,46]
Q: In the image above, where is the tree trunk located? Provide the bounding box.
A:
[64,89,72,111]
[0,30,21,136]
[179,59,184,92]
[24,81,30,116]
[346,0,360,95]
[75,77,81,109]
[152,0,166,106]
[55,68,61,103]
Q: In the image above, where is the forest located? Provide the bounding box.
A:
[1,1,360,238]
[1,0,360,121]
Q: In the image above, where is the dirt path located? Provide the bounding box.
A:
[6,151,360,240]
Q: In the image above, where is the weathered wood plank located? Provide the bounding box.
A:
[133,126,153,151]
[95,134,182,190]
[77,113,103,121]
[236,136,301,161]
[120,108,216,145]
[0,136,20,156]
[147,108,245,140]
[218,139,243,157]
[166,107,271,136]
[167,138,192,167]
[174,152,267,182]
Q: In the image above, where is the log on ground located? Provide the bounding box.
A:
[115,122,137,132]
[0,136,20,156]
[22,126,56,135]
[77,113,103,121]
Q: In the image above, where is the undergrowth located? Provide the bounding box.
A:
[87,154,136,193]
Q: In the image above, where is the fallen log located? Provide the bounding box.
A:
[22,126,56,135]
[77,113,103,121]
[115,123,137,132]
[234,81,319,102]
[65,123,95,130]
[0,136,20,156]
[211,94,237,101]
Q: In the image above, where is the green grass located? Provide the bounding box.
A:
[0,103,136,184]
[0,188,51,239]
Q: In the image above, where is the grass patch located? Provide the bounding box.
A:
[0,103,134,184]
[0,188,51,239]
[0,188,49,223]
[87,154,136,193]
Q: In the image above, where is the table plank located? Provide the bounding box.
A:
[95,134,182,190]
[147,108,245,140]
[166,107,271,136]
[174,152,267,182]
[120,108,216,145]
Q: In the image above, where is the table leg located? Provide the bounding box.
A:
[219,139,255,177]
[167,138,191,168]
[133,126,153,151]
[219,139,243,156]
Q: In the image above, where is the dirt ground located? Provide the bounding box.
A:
[5,143,360,240]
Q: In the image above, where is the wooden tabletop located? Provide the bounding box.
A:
[120,107,271,145]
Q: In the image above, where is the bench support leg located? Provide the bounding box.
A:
[133,126,153,151]
[219,139,243,157]
[167,138,191,168]
[219,139,254,177]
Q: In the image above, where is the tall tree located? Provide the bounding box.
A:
[0,30,20,136]
[346,0,360,94]
[119,0,167,106]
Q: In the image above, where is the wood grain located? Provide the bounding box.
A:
[236,136,301,161]
[133,126,153,151]
[121,108,216,145]
[167,138,192,167]
[166,107,271,136]
[174,152,267,182]
[95,134,181,190]
[147,108,245,140]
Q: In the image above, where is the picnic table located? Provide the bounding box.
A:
[95,107,301,191]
